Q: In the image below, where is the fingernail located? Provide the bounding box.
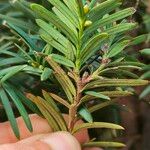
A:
[41,131,81,150]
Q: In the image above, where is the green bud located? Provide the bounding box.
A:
[39,65,44,70]
[84,20,92,27]
[84,4,89,14]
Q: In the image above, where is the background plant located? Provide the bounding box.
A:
[138,0,150,100]
[0,0,149,149]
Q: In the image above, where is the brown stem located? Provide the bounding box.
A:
[68,103,78,131]
[135,0,140,10]
[68,70,93,132]
[68,75,83,132]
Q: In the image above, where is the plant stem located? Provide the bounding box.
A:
[75,22,84,71]
[68,103,78,131]
[69,1,86,131]
[68,75,83,132]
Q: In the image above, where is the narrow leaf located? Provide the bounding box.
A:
[41,68,52,81]
[40,32,67,55]
[15,89,41,115]
[140,49,150,55]
[81,91,133,103]
[81,33,109,64]
[83,141,125,148]
[85,91,110,100]
[46,56,76,102]
[140,85,150,99]
[52,7,77,34]
[0,14,38,31]
[78,107,93,123]
[129,34,149,46]
[37,96,68,131]
[50,54,75,68]
[105,23,137,35]
[31,4,77,44]
[86,7,135,36]
[89,99,120,113]
[89,0,98,8]
[72,122,124,134]
[36,19,71,50]
[3,83,33,132]
[49,93,70,108]
[1,65,27,83]
[83,79,149,90]
[0,88,20,138]
[27,93,60,131]
[0,57,25,67]
[140,71,150,80]
[88,0,121,22]
[42,90,60,112]
[47,0,79,27]
[63,0,78,17]
[106,40,130,58]
[107,61,145,68]
[7,23,42,51]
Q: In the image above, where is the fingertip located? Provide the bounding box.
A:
[41,131,81,150]
[74,120,89,144]
[0,132,81,150]
[0,114,52,144]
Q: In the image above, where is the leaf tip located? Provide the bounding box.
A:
[102,32,109,38]
[30,3,37,10]
[130,7,136,14]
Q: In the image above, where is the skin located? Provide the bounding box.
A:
[0,114,102,150]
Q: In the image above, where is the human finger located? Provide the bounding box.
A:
[0,131,81,150]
